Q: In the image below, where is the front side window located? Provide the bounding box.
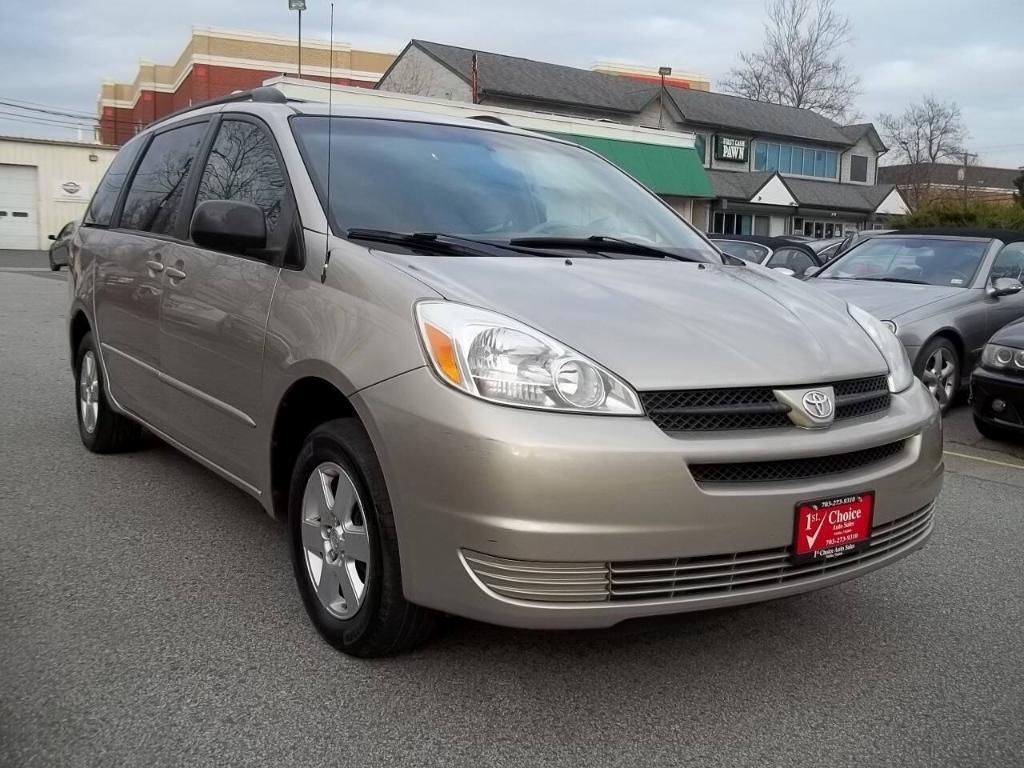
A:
[991,243,1024,281]
[120,121,208,236]
[195,120,289,250]
[291,117,720,262]
[84,136,144,227]
[819,238,988,287]
[714,240,770,263]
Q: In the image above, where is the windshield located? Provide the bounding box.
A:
[817,237,988,287]
[713,240,770,263]
[291,116,721,262]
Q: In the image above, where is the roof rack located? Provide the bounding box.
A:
[468,115,511,126]
[147,86,293,130]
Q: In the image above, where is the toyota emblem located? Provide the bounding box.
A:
[802,390,834,419]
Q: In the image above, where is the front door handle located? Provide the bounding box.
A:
[146,260,164,274]
[165,266,187,281]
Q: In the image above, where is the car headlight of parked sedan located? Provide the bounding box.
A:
[981,343,1024,372]
[416,301,643,414]
[848,304,914,394]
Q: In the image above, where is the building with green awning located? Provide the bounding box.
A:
[552,133,714,199]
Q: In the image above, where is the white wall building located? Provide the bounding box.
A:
[0,136,117,250]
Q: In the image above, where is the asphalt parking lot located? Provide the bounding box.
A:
[2,253,1022,768]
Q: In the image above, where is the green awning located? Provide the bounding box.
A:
[552,133,714,198]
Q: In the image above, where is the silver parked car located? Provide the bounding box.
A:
[811,230,1024,413]
[67,88,943,656]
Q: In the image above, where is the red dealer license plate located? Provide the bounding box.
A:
[793,492,874,562]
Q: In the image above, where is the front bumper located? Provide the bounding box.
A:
[355,369,943,629]
[971,366,1024,433]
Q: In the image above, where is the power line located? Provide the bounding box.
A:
[0,95,97,120]
[0,100,99,122]
[0,112,97,131]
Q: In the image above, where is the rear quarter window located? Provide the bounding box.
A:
[83,136,145,227]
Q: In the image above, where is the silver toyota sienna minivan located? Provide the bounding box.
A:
[67,88,943,656]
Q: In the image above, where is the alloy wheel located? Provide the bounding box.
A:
[921,347,956,407]
[79,351,100,434]
[300,462,371,619]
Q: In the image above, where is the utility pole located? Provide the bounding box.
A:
[959,151,978,202]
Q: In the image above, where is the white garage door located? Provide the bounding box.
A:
[0,164,39,250]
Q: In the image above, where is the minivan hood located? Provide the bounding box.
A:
[809,278,962,321]
[381,254,888,390]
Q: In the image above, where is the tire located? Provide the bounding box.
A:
[914,337,960,415]
[75,331,142,453]
[49,258,60,272]
[973,415,1018,444]
[288,418,437,657]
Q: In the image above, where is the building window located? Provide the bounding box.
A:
[850,155,868,182]
[694,134,707,165]
[754,141,839,179]
[712,212,769,235]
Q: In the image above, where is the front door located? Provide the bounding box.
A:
[156,117,294,487]
[985,242,1024,341]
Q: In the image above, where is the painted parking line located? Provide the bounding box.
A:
[943,450,1024,471]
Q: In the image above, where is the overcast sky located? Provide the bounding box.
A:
[2,0,1021,166]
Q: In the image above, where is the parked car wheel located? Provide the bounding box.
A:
[75,332,141,452]
[972,415,1018,443]
[49,256,60,272]
[915,337,959,414]
[288,418,437,657]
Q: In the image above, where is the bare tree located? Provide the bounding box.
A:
[721,0,861,122]
[877,96,968,209]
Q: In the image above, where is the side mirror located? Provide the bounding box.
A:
[48,234,56,241]
[772,267,796,277]
[190,200,266,255]
[803,266,821,278]
[988,277,1024,298]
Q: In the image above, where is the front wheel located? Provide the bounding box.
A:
[288,418,437,657]
[915,338,959,414]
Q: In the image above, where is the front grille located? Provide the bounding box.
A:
[462,502,934,604]
[688,439,906,485]
[641,375,890,432]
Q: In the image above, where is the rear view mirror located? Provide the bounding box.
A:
[989,277,1023,298]
[803,266,821,278]
[190,200,267,255]
[48,234,56,241]
[772,267,796,277]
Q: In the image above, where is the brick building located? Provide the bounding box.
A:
[97,27,395,145]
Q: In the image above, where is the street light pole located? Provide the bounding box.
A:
[658,66,672,129]
[289,0,307,79]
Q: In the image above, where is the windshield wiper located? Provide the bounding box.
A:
[346,229,572,258]
[850,276,931,285]
[507,235,698,262]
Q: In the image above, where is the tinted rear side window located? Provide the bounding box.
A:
[84,136,144,227]
[120,121,208,236]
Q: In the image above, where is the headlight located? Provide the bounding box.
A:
[981,343,1024,371]
[848,304,914,393]
[416,301,643,414]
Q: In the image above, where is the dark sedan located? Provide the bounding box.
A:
[708,235,823,278]
[972,318,1024,441]
[48,220,77,271]
[812,229,1024,413]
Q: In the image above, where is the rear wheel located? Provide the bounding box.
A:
[915,338,959,414]
[75,332,141,453]
[288,418,437,657]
